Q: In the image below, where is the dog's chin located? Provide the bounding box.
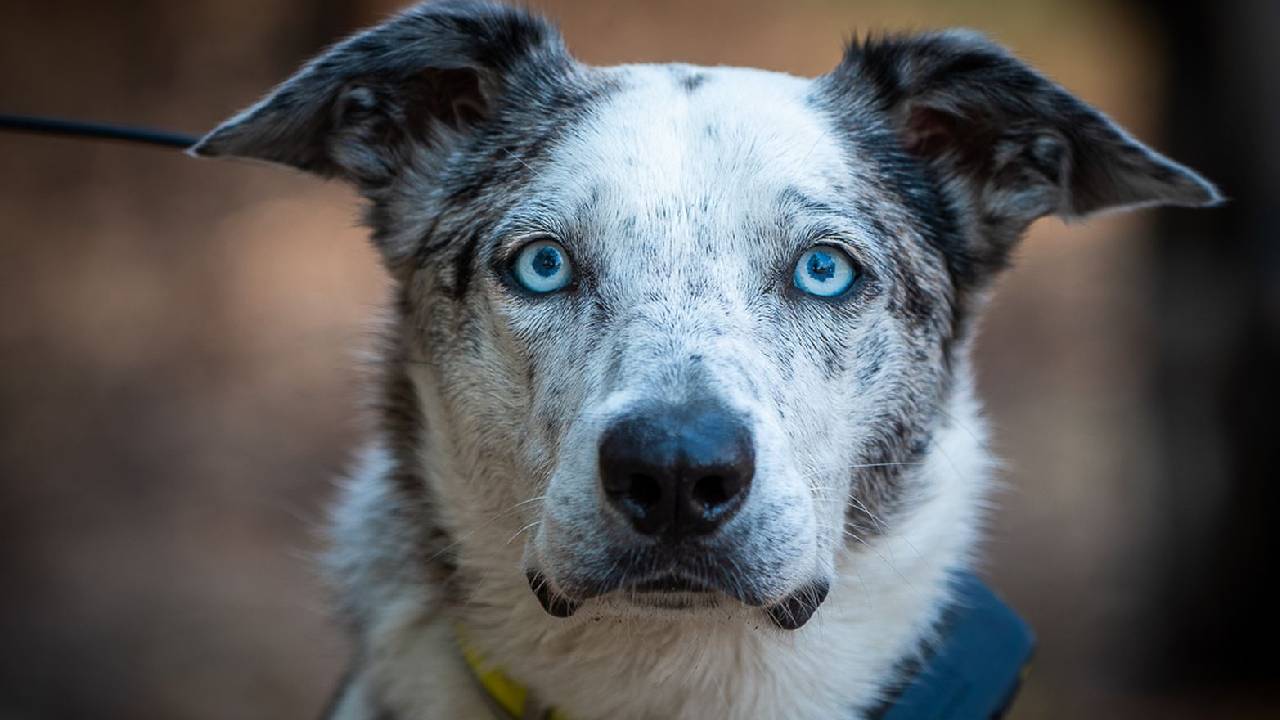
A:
[620,590,722,610]
[526,569,830,630]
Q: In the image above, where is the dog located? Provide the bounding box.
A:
[192,1,1219,717]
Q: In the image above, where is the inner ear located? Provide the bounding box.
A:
[900,104,1071,223]
[834,31,1219,232]
[411,67,489,132]
[902,105,1001,174]
[332,67,491,138]
[328,66,491,185]
[902,106,966,160]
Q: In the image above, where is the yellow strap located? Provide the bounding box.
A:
[455,625,571,720]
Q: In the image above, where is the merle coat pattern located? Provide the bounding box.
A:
[193,2,1218,718]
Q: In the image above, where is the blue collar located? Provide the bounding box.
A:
[868,572,1035,720]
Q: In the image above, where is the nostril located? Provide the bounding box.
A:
[604,469,670,536]
[622,473,662,513]
[690,474,731,511]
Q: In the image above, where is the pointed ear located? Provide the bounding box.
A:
[190,0,571,186]
[828,30,1220,231]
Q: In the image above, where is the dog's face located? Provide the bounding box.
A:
[464,65,958,626]
[195,1,1217,629]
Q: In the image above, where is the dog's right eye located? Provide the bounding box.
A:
[793,244,858,298]
[511,237,574,294]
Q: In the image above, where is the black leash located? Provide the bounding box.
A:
[0,113,198,150]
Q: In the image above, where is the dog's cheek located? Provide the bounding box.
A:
[517,300,607,470]
[527,414,626,587]
[776,317,903,547]
[415,290,540,501]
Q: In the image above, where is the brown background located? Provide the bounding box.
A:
[2,1,1276,718]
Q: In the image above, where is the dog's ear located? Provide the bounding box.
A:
[190,0,570,186]
[825,30,1219,246]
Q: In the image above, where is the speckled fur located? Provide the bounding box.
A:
[193,2,1218,718]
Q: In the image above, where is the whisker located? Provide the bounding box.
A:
[848,461,926,469]
[505,519,542,546]
[930,400,985,447]
[497,145,554,189]
[843,526,914,588]
[423,494,548,565]
[846,493,889,535]
[498,145,537,174]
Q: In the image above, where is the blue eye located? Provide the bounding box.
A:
[793,245,857,298]
[512,238,573,294]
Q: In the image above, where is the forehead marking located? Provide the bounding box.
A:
[666,63,711,94]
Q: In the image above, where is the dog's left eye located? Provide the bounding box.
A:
[793,245,858,298]
[512,237,574,294]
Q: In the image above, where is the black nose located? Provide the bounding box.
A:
[598,401,754,539]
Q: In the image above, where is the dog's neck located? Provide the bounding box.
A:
[328,372,992,720]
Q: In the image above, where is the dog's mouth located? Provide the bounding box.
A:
[628,572,715,594]
[526,569,829,630]
[621,573,718,609]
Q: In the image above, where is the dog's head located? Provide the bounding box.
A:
[195,1,1217,629]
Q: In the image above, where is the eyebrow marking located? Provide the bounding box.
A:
[778,186,845,218]
[778,186,897,244]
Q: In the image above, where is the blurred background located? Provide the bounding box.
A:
[1,0,1276,718]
